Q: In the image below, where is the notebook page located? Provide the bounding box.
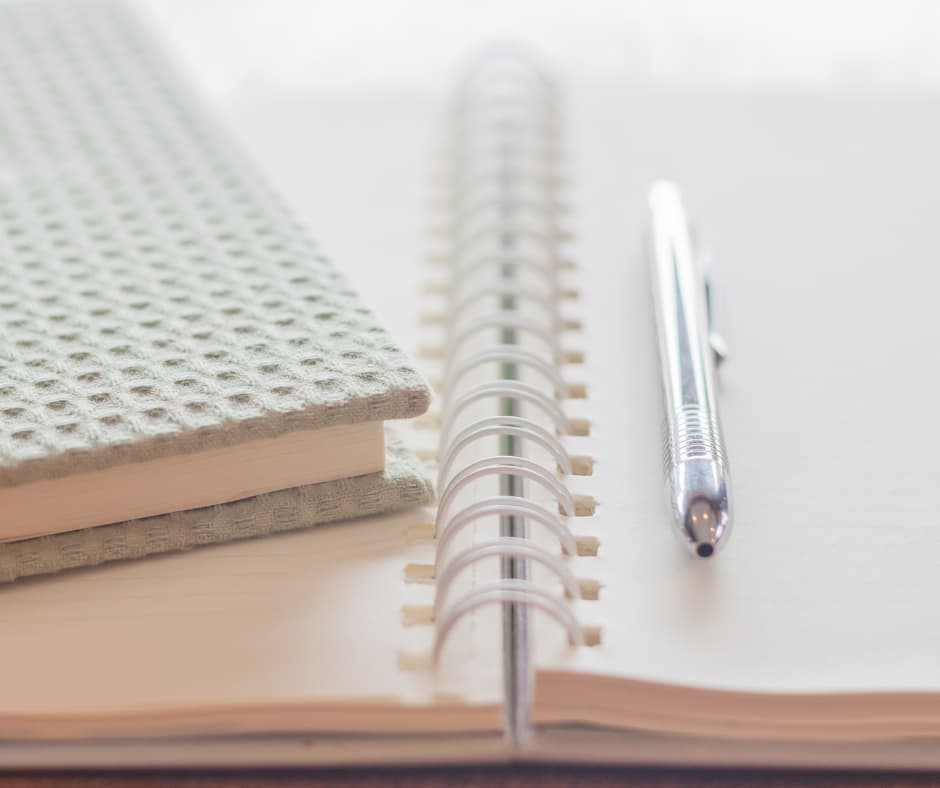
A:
[533,91,940,700]
[0,509,502,737]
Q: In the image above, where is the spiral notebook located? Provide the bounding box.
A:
[3,5,940,769]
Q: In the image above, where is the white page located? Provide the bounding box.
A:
[0,507,502,736]
[534,90,940,694]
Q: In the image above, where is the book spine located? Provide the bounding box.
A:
[405,51,600,739]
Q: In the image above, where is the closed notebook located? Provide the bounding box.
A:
[0,0,430,549]
[0,428,432,583]
[3,0,940,774]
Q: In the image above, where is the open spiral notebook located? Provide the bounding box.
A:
[3,1,940,770]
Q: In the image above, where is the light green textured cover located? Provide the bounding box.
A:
[0,0,430,489]
[0,429,433,583]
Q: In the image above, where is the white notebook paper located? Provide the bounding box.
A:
[529,87,940,738]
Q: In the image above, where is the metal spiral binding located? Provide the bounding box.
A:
[419,52,598,740]
[396,49,602,742]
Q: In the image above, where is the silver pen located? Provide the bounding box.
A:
[648,180,732,558]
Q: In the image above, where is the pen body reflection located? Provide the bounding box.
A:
[648,181,732,557]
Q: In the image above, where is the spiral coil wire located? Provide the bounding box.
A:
[431,52,588,663]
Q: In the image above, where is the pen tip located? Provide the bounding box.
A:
[686,498,722,558]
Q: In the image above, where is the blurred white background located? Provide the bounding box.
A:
[128,0,940,348]
[135,0,940,100]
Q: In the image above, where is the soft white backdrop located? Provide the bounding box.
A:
[135,1,940,100]
[128,1,940,348]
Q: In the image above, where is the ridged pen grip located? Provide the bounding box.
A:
[664,405,729,472]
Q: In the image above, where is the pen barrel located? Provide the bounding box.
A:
[663,404,728,471]
[648,181,732,554]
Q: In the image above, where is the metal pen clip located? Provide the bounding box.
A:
[648,180,733,557]
[698,251,728,365]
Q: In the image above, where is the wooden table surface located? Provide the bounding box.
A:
[2,768,939,786]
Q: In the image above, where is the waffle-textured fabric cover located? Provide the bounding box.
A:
[0,0,430,488]
[0,429,433,582]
